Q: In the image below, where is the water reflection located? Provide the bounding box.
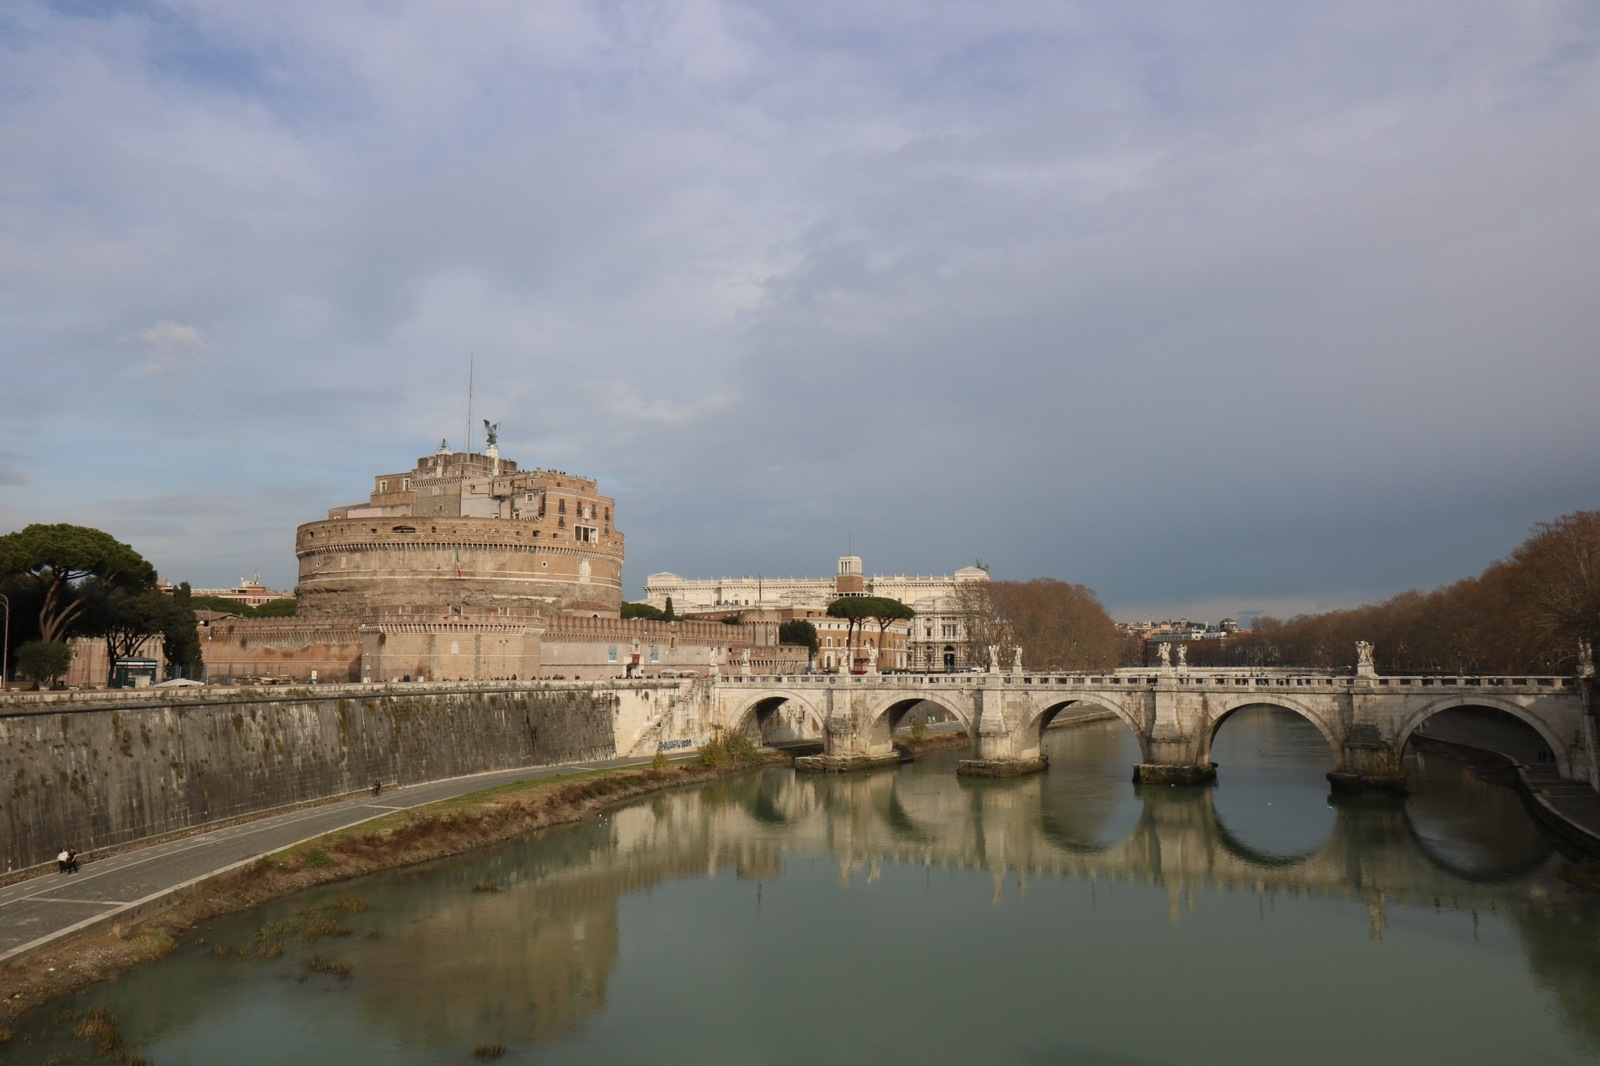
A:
[15,718,1600,1066]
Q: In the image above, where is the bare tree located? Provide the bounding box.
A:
[951,577,1120,672]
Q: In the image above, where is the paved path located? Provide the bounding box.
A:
[0,754,660,965]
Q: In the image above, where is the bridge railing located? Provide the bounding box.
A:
[715,672,1578,692]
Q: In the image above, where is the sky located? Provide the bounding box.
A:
[2,1,1598,625]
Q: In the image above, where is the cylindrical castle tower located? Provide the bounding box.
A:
[294,447,623,619]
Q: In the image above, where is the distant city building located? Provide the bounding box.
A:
[645,557,989,672]
[1117,618,1238,641]
[1117,617,1239,666]
[160,574,288,608]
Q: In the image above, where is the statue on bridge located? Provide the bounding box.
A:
[1356,641,1375,671]
[988,645,1000,674]
[1579,639,1594,678]
[1157,643,1171,668]
[1012,646,1024,674]
[1176,643,1187,668]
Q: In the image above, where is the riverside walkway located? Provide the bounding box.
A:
[0,753,661,966]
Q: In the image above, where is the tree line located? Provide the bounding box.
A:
[1228,511,1599,674]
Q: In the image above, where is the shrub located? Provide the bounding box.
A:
[699,730,758,768]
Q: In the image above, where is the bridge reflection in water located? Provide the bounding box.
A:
[25,715,1600,1065]
[738,716,1561,920]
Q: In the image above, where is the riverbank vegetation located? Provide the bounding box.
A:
[0,753,785,1028]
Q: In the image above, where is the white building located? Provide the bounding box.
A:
[645,557,990,672]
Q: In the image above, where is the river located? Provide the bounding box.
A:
[10,709,1600,1064]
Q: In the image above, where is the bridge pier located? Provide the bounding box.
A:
[1327,725,1408,796]
[1132,762,1217,786]
[957,756,1048,777]
[1132,696,1217,786]
[794,752,901,773]
[794,703,903,773]
[957,688,1048,777]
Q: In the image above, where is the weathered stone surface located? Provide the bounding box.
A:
[1,684,614,873]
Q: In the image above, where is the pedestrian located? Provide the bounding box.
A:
[57,848,69,874]
[372,778,382,797]
[67,848,79,873]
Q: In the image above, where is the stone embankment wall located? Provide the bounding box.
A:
[1,683,615,874]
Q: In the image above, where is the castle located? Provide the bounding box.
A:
[295,442,624,619]
[197,443,782,683]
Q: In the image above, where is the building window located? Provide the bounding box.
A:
[575,525,596,543]
[378,480,388,493]
[558,499,567,514]
[402,478,411,490]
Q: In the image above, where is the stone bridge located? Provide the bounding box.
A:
[705,666,1596,792]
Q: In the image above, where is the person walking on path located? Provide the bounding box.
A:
[57,848,69,874]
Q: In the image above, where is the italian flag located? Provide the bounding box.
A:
[455,548,462,578]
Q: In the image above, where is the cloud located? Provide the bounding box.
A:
[124,320,206,377]
[1,0,1597,619]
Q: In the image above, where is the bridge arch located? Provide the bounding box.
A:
[1395,695,1570,778]
[727,690,827,742]
[1201,695,1342,765]
[863,693,973,752]
[1021,695,1146,762]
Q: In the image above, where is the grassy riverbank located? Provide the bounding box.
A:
[0,751,787,1030]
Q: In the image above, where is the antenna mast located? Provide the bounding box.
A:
[464,354,474,454]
